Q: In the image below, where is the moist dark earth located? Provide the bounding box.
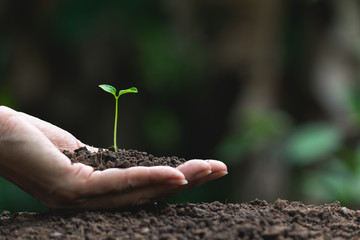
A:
[63,147,188,170]
[1,147,360,239]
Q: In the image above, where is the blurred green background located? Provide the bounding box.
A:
[1,0,360,212]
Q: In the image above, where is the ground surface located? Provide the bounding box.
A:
[1,199,360,239]
[1,148,359,239]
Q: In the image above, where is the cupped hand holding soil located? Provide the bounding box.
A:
[0,106,228,209]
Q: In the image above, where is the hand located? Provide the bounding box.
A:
[0,106,227,209]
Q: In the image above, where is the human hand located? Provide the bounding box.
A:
[0,106,227,209]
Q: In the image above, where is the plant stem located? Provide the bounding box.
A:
[114,96,119,152]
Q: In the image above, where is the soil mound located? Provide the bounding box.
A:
[63,147,186,170]
[1,199,359,239]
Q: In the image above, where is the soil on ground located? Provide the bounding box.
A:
[1,199,360,239]
[1,147,359,239]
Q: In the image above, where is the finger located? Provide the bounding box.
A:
[186,170,228,189]
[171,159,228,195]
[195,160,227,185]
[16,110,89,152]
[176,160,212,182]
[206,160,228,173]
[177,159,227,183]
[72,165,187,197]
[172,160,212,195]
[188,159,228,186]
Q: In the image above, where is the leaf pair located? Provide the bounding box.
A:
[99,85,138,98]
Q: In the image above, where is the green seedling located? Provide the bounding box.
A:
[99,84,138,152]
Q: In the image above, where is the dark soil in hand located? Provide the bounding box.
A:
[63,147,187,170]
[1,199,360,239]
[1,148,359,239]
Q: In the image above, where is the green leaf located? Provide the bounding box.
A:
[118,87,138,97]
[99,84,117,96]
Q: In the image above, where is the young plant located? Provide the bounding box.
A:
[99,84,138,152]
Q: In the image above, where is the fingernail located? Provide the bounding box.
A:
[194,170,212,180]
[210,171,228,178]
[167,179,188,185]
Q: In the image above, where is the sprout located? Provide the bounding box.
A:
[99,84,138,152]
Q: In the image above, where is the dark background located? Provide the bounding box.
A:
[1,0,360,212]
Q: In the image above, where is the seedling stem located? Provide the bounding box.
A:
[99,84,138,152]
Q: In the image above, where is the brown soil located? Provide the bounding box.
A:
[1,199,360,239]
[63,147,187,170]
[1,147,359,239]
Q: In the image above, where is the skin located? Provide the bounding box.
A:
[0,106,228,209]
